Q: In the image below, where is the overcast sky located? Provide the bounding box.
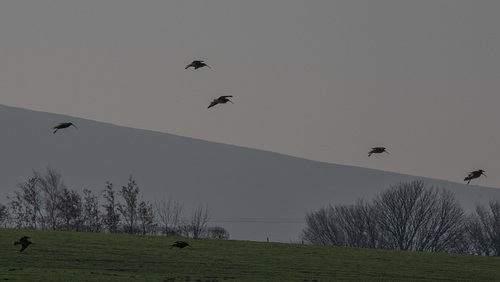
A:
[1,1,499,188]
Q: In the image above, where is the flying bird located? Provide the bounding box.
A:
[464,169,486,185]
[13,236,33,252]
[170,241,193,249]
[52,122,78,134]
[185,60,211,70]
[368,147,389,157]
[208,95,233,109]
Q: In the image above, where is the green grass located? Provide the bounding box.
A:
[1,229,499,281]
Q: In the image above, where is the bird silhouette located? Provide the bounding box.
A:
[185,60,211,70]
[52,122,78,134]
[170,241,192,249]
[464,169,486,185]
[208,95,233,109]
[368,147,389,157]
[13,236,33,252]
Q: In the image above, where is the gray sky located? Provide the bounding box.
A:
[1,1,499,188]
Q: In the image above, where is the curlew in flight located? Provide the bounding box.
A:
[464,169,486,185]
[13,236,33,252]
[208,95,233,109]
[368,147,389,157]
[170,241,193,249]
[185,60,211,70]
[52,122,78,134]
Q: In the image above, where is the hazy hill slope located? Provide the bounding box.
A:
[0,104,499,242]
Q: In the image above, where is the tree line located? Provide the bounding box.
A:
[300,180,500,256]
[0,167,229,240]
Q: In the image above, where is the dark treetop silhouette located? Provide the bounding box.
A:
[208,95,233,109]
[170,241,193,249]
[464,169,486,185]
[368,147,389,157]
[52,122,78,134]
[185,60,211,70]
[13,236,33,252]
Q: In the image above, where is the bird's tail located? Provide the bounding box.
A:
[13,241,20,245]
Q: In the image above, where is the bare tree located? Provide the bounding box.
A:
[301,206,347,246]
[184,204,210,238]
[6,194,24,229]
[155,195,184,236]
[102,181,120,233]
[0,202,8,228]
[118,176,140,234]
[138,199,157,235]
[373,181,439,250]
[14,177,43,229]
[301,200,378,247]
[465,213,491,256]
[414,189,466,253]
[205,226,230,239]
[82,189,102,233]
[372,181,466,252]
[301,181,466,254]
[467,200,500,256]
[57,188,83,231]
[35,167,67,230]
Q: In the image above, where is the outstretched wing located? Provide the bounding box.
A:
[208,101,218,108]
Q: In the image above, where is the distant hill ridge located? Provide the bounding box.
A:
[1,104,499,242]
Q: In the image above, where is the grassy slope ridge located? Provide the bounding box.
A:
[1,229,499,281]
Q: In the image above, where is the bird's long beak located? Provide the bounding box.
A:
[228,99,234,104]
[72,125,78,129]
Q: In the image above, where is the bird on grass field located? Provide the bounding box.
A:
[53,122,78,134]
[185,60,211,70]
[208,95,233,109]
[13,236,33,252]
[464,169,486,185]
[170,241,193,249]
[368,147,389,157]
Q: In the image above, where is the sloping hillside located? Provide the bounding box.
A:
[2,229,500,281]
[0,104,499,242]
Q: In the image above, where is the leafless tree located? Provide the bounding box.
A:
[467,200,500,256]
[14,177,43,229]
[301,206,342,246]
[118,176,140,234]
[373,181,465,252]
[35,167,66,230]
[0,202,8,228]
[7,195,24,229]
[204,226,230,239]
[155,195,184,236]
[57,188,83,231]
[102,181,120,233]
[184,204,210,238]
[82,189,102,233]
[301,181,466,254]
[413,189,466,253]
[138,199,157,235]
[301,200,378,247]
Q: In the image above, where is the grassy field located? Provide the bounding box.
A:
[1,229,499,281]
